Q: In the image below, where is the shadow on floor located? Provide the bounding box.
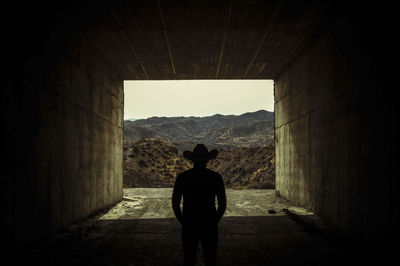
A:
[18,215,388,266]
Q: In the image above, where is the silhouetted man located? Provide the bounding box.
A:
[172,144,226,266]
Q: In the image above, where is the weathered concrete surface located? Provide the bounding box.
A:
[20,188,391,266]
[274,3,397,241]
[3,3,124,248]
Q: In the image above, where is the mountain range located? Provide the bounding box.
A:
[124,110,274,150]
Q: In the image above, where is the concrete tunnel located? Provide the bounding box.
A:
[2,0,398,259]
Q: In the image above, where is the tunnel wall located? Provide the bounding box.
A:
[2,5,124,247]
[274,6,397,240]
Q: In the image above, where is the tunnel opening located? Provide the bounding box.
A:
[119,79,277,220]
[122,79,275,191]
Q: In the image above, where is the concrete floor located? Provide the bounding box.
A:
[21,189,387,265]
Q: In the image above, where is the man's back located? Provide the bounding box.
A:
[172,165,226,226]
[175,167,224,220]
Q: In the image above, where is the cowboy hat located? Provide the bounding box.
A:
[183,144,218,162]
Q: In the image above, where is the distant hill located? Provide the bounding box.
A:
[123,138,275,189]
[124,110,274,150]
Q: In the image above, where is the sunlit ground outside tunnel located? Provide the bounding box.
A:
[98,188,308,220]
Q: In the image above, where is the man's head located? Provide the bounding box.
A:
[183,144,218,167]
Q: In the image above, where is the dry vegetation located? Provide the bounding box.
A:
[123,138,275,189]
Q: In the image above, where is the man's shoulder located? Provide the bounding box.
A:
[176,169,193,180]
[178,168,193,176]
[205,168,221,177]
[178,168,221,177]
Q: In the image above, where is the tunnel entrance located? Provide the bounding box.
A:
[122,79,275,191]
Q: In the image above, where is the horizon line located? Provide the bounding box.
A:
[124,109,274,121]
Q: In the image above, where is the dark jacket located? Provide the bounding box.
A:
[172,166,226,226]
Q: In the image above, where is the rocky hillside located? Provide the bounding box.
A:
[124,110,274,150]
[123,138,191,188]
[123,138,275,189]
[208,145,275,189]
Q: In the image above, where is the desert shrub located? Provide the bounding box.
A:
[171,147,179,154]
[138,160,147,167]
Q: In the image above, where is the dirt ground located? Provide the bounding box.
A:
[20,189,390,265]
[99,188,302,220]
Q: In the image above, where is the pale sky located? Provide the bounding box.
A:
[124,80,274,120]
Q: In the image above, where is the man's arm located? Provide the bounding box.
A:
[172,175,183,225]
[216,175,226,223]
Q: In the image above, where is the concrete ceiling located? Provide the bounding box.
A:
[78,0,330,80]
